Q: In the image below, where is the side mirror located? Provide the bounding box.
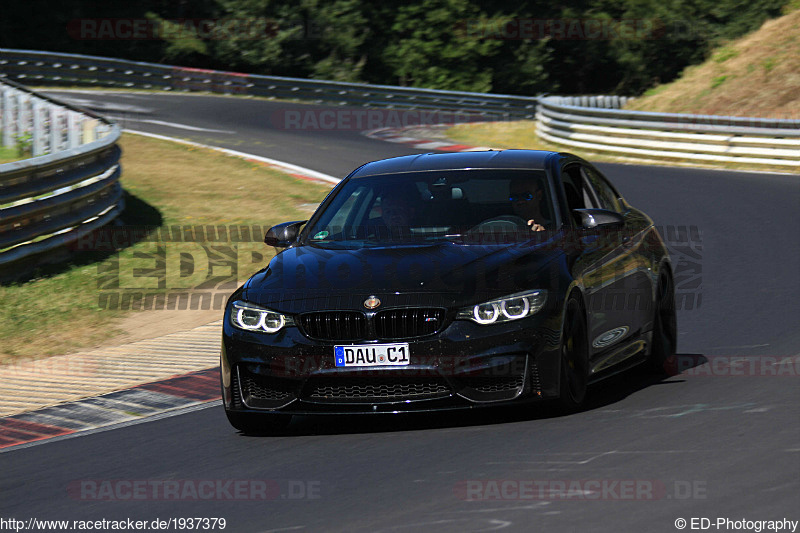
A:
[264,220,307,247]
[572,209,624,230]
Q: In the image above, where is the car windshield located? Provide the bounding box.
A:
[302,169,554,247]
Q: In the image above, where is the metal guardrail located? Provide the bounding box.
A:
[0,49,794,274]
[0,78,122,269]
[4,49,796,169]
[537,96,800,168]
[0,48,539,119]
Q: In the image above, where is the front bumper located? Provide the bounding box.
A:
[221,313,563,415]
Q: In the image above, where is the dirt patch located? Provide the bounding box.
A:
[626,9,800,119]
[101,308,224,347]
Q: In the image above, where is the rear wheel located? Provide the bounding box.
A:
[648,273,678,374]
[225,410,292,435]
[556,296,589,412]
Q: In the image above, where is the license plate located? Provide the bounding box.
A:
[334,343,410,367]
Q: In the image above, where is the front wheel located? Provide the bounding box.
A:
[225,410,292,435]
[556,296,589,412]
[648,273,678,375]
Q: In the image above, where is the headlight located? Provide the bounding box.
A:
[230,301,294,333]
[457,290,547,325]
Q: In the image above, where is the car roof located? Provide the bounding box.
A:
[348,150,567,178]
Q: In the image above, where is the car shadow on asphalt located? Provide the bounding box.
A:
[582,353,707,411]
[237,353,707,438]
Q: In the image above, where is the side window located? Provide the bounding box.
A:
[562,165,601,212]
[323,185,372,232]
[561,166,581,212]
[561,164,602,226]
[581,166,622,212]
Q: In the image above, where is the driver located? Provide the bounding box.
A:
[366,187,418,240]
[380,191,416,228]
[509,178,549,232]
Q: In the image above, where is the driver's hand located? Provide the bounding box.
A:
[527,220,545,232]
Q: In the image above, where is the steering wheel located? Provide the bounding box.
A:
[468,216,529,235]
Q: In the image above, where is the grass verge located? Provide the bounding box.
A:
[0,133,333,363]
[0,144,21,164]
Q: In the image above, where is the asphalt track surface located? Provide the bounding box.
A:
[1,91,798,532]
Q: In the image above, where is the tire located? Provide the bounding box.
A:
[648,273,678,375]
[225,410,292,435]
[556,296,589,412]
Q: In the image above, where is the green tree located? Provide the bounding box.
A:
[209,0,312,76]
[381,0,503,92]
[145,12,209,64]
[307,0,369,82]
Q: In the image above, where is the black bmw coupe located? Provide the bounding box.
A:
[221,150,676,432]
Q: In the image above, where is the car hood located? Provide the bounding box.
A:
[240,238,566,313]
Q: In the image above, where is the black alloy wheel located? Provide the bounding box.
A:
[557,295,589,412]
[648,273,678,374]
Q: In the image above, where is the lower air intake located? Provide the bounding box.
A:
[305,376,451,403]
[237,367,297,409]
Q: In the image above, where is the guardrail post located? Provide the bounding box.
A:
[32,99,44,156]
[1,86,13,148]
[16,92,29,144]
[67,111,80,148]
[83,118,98,144]
[49,106,62,153]
[95,121,111,140]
